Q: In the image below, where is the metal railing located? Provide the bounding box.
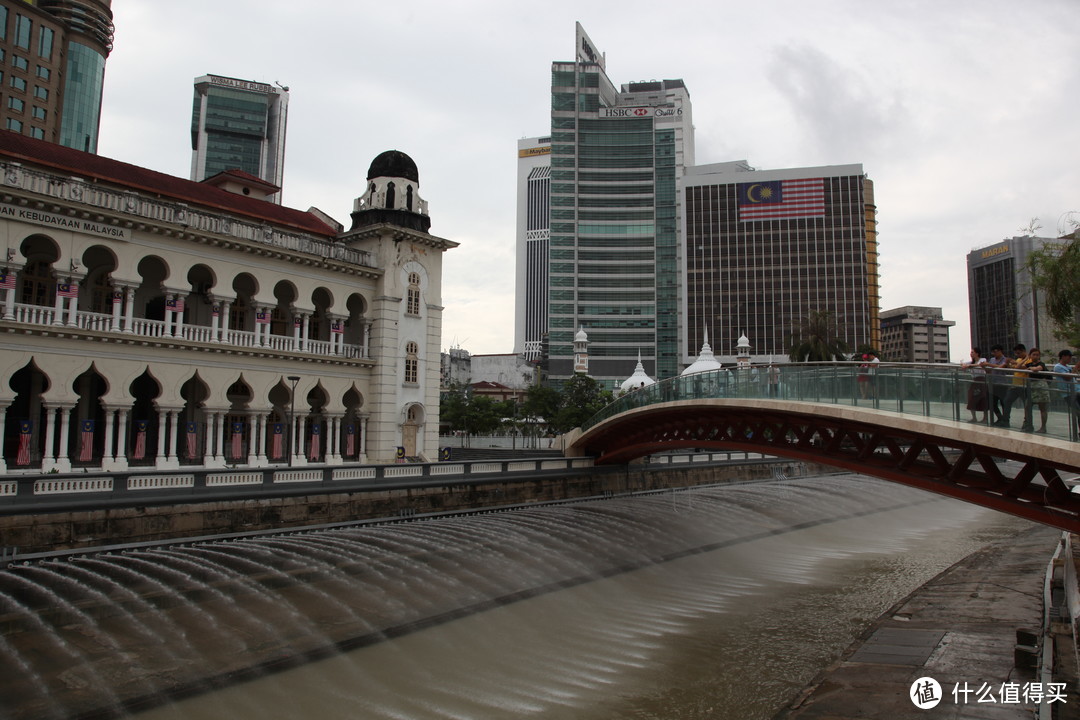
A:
[584,362,1080,443]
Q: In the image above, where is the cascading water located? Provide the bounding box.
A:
[0,474,1041,719]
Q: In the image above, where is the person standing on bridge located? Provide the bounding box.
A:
[962,347,988,423]
[1000,344,1032,429]
[1053,350,1080,436]
[1025,348,1050,433]
[985,345,1010,425]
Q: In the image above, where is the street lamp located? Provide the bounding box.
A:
[287,375,300,466]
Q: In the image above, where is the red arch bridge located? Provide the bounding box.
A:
[564,363,1080,533]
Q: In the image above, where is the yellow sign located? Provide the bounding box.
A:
[518,146,551,158]
[981,245,1009,259]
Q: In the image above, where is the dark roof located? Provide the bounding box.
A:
[0,131,339,237]
[367,150,418,183]
[201,168,281,193]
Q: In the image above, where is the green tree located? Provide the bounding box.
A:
[787,310,850,362]
[552,374,612,432]
[1028,231,1080,347]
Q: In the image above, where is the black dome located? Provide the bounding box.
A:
[367,150,419,183]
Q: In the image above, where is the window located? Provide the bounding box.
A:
[404,341,419,384]
[0,7,7,41]
[8,97,23,112]
[12,55,27,71]
[35,65,48,80]
[29,126,43,139]
[10,76,25,92]
[31,106,44,120]
[37,27,53,59]
[19,260,53,306]
[14,15,30,50]
[6,119,20,131]
[33,85,46,100]
[406,272,420,316]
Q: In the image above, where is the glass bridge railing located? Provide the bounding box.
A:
[582,363,1080,444]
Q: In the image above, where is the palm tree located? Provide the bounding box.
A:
[787,310,850,362]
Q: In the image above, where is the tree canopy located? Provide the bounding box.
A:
[1027,232,1080,348]
[787,310,850,362]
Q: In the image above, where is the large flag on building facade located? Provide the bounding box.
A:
[185,421,198,458]
[738,178,825,221]
[231,422,245,459]
[270,422,283,459]
[0,271,15,290]
[16,419,32,465]
[309,423,321,460]
[345,423,356,457]
[133,419,147,460]
[78,419,94,462]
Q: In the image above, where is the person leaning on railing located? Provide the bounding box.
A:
[1053,349,1080,436]
[961,348,988,423]
[1024,348,1051,433]
[983,345,1010,426]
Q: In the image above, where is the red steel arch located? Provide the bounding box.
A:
[566,399,1080,533]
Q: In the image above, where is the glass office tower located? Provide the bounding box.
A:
[190,75,289,203]
[546,23,693,387]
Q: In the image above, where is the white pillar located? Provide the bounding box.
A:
[168,410,180,460]
[0,408,7,473]
[42,405,57,466]
[2,285,13,320]
[174,296,186,338]
[112,409,129,471]
[66,279,81,327]
[361,415,369,460]
[103,408,116,462]
[210,304,221,342]
[154,409,168,466]
[209,411,226,467]
[163,294,175,337]
[122,286,136,333]
[219,299,232,342]
[248,413,260,466]
[52,285,65,325]
[301,313,311,352]
[54,406,73,473]
[363,321,372,358]
[110,288,123,331]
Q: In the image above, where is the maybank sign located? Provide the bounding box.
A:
[518,147,551,158]
[600,107,683,119]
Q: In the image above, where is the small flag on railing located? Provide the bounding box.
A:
[78,419,95,462]
[396,446,405,463]
[132,419,147,460]
[345,423,356,457]
[212,305,220,317]
[331,321,343,334]
[256,311,270,325]
[16,419,32,465]
[309,423,321,460]
[57,283,79,299]
[111,290,123,304]
[270,422,283,459]
[185,421,198,458]
[0,271,15,290]
[231,422,244,459]
[293,317,302,329]
[166,296,185,312]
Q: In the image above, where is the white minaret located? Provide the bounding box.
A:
[736,332,751,368]
[573,327,589,374]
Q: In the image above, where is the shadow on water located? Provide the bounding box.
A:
[0,474,1037,719]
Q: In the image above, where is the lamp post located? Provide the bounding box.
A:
[287,375,300,466]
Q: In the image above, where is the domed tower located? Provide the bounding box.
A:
[573,327,589,375]
[350,150,431,232]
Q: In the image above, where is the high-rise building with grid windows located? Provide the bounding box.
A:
[0,0,114,152]
[514,135,551,360]
[190,74,289,204]
[681,162,880,363]
[543,23,694,387]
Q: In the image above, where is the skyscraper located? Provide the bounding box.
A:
[681,162,880,362]
[0,0,114,152]
[545,23,694,386]
[514,136,551,360]
[190,74,289,204]
[967,236,1068,352]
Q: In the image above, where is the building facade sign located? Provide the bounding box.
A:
[208,75,274,94]
[599,107,682,119]
[0,204,130,240]
[981,244,1010,259]
[518,146,552,158]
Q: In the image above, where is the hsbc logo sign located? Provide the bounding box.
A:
[599,107,683,119]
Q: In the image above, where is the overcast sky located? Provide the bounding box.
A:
[97,0,1080,362]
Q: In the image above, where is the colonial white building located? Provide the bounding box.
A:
[0,135,456,473]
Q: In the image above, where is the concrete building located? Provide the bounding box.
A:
[544,23,694,387]
[190,74,289,204]
[0,0,114,153]
[514,136,550,360]
[879,306,954,363]
[681,161,879,364]
[967,236,1069,353]
[0,134,456,473]
[440,349,538,394]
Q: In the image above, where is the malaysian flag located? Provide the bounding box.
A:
[331,321,343,334]
[231,422,244,459]
[132,420,147,460]
[78,419,95,462]
[166,296,185,313]
[309,424,321,461]
[111,290,123,305]
[57,283,79,298]
[16,419,32,465]
[185,421,198,458]
[344,423,356,457]
[270,422,283,459]
[738,178,825,221]
[0,271,15,290]
[256,311,270,325]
